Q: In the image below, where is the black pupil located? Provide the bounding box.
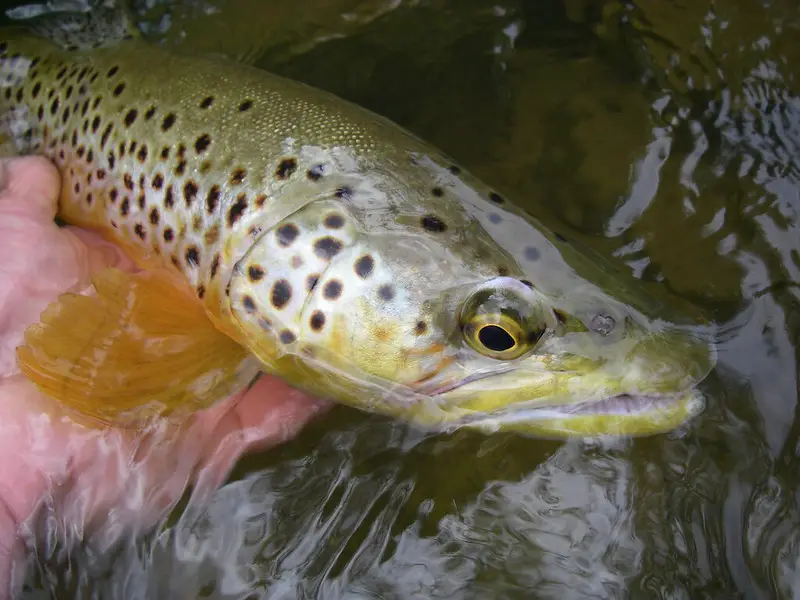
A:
[478,325,516,352]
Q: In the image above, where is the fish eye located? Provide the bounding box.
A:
[462,313,539,360]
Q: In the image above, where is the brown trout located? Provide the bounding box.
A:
[0,11,716,437]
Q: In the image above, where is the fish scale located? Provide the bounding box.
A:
[0,21,716,437]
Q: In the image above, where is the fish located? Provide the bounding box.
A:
[0,7,716,438]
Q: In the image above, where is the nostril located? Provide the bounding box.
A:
[589,313,616,336]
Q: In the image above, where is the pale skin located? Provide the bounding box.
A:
[0,157,329,598]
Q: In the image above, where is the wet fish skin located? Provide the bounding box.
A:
[0,26,715,437]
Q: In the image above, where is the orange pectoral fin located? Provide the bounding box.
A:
[16,267,256,427]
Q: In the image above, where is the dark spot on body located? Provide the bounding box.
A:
[123,173,134,190]
[313,237,343,260]
[112,83,125,96]
[185,246,200,267]
[271,279,292,309]
[163,228,174,243]
[276,223,299,247]
[100,123,112,148]
[164,186,174,208]
[307,164,324,180]
[49,98,59,114]
[415,320,427,335]
[239,100,252,111]
[137,144,148,162]
[134,223,146,240]
[123,109,137,127]
[242,295,256,313]
[161,113,175,131]
[183,181,198,206]
[109,188,118,202]
[137,193,146,210]
[324,213,345,229]
[275,158,297,179]
[206,185,220,214]
[432,187,444,197]
[210,254,220,278]
[149,207,159,225]
[280,330,295,344]
[175,160,186,176]
[497,266,510,276]
[108,151,116,169]
[489,192,505,204]
[204,223,220,245]
[554,232,568,243]
[334,186,352,199]
[248,265,265,282]
[310,311,325,331]
[227,194,248,226]
[144,106,155,120]
[323,280,342,300]
[200,96,214,109]
[32,82,41,98]
[195,134,211,154]
[254,194,267,209]
[120,197,129,216]
[355,255,374,278]
[152,173,164,189]
[230,168,246,185]
[107,66,118,78]
[196,285,205,299]
[307,274,320,292]
[421,214,447,232]
[448,165,461,175]
[378,284,395,301]
[160,146,169,160]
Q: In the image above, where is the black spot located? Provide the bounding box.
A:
[183,181,198,206]
[313,237,343,260]
[108,151,116,169]
[197,285,205,299]
[355,255,374,279]
[448,165,461,175]
[161,113,176,131]
[195,134,211,154]
[31,82,41,98]
[334,186,352,199]
[210,254,220,278]
[174,160,186,176]
[109,188,118,202]
[123,173,134,190]
[276,223,299,247]
[137,144,148,163]
[307,274,320,292]
[421,214,447,233]
[271,279,292,309]
[206,185,220,214]
[415,320,427,335]
[227,194,248,227]
[432,187,444,197]
[310,311,325,331]
[307,164,324,180]
[238,99,252,111]
[123,108,137,127]
[152,173,164,190]
[489,192,505,204]
[160,146,169,160]
[280,330,296,344]
[137,193,146,210]
[120,197,129,216]
[242,295,256,313]
[230,168,246,185]
[144,106,156,120]
[107,66,118,78]
[164,186,174,208]
[524,246,540,261]
[255,194,268,209]
[100,123,113,148]
[275,158,297,180]
[149,207,160,225]
[185,246,200,267]
[199,96,214,109]
[378,284,395,301]
[134,223,146,240]
[49,98,59,115]
[112,82,125,97]
[248,265,265,282]
[323,280,342,300]
[324,213,345,229]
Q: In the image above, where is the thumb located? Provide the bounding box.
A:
[0,156,61,221]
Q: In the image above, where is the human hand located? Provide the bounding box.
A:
[0,156,329,598]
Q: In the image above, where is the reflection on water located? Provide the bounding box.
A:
[10,0,800,598]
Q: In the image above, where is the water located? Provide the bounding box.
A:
[9,0,800,598]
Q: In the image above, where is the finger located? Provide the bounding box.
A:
[0,157,60,221]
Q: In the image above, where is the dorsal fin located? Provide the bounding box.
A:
[5,1,139,50]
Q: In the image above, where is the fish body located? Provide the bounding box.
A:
[0,23,715,437]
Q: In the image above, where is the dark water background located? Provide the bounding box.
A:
[7,0,800,598]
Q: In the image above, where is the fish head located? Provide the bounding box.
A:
[226,195,715,439]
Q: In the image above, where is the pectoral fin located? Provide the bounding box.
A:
[16,267,256,427]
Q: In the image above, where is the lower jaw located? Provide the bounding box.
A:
[446,389,705,439]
